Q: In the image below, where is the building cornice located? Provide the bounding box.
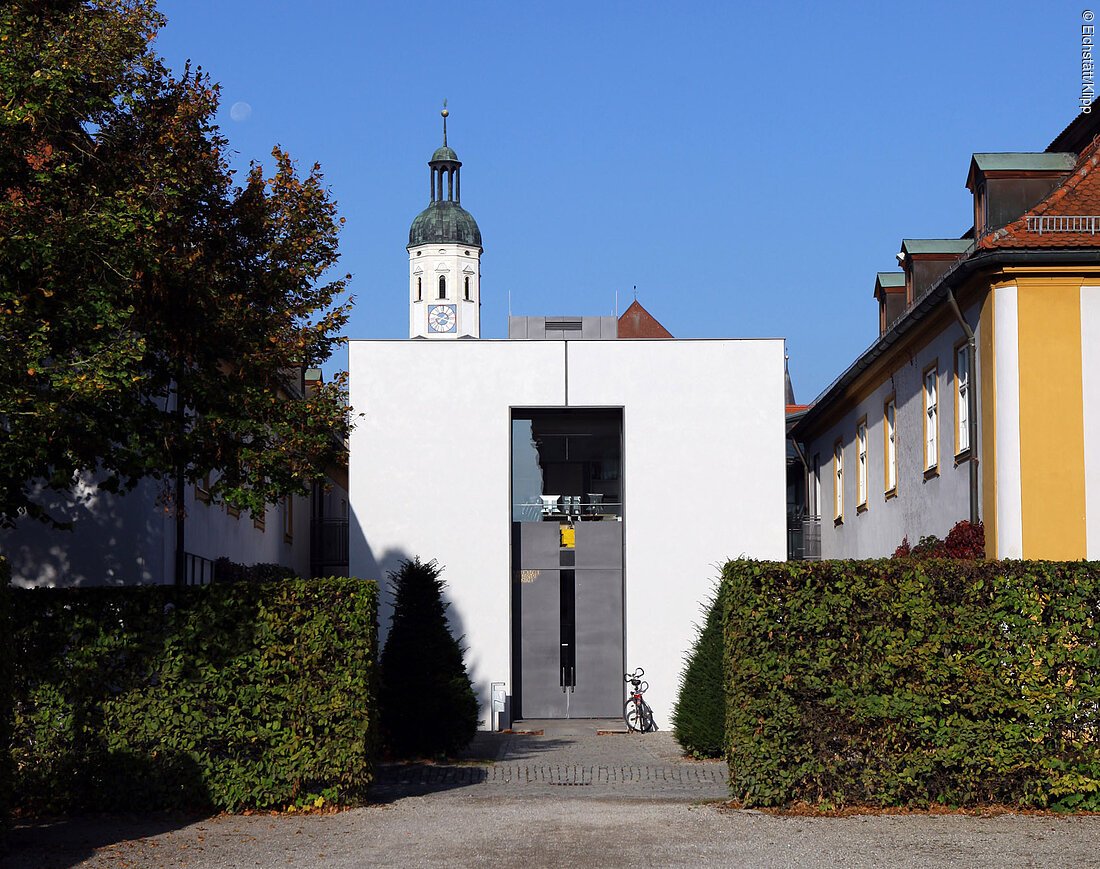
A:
[792,248,1100,441]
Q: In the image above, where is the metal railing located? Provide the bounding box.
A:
[311,518,349,577]
[802,516,821,560]
[788,512,821,561]
[513,497,622,522]
[1026,215,1100,235]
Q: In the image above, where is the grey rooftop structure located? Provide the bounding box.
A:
[508,316,618,340]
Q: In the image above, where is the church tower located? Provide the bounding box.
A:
[408,105,483,339]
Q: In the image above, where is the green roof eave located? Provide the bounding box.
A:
[901,238,974,256]
[875,271,906,288]
[967,152,1076,189]
[971,152,1076,172]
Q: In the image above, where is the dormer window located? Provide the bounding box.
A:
[899,240,972,303]
[874,272,906,336]
[966,153,1074,236]
[974,181,987,236]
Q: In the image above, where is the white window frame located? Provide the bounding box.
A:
[955,343,970,455]
[884,397,897,495]
[923,364,939,473]
[833,439,844,522]
[811,453,821,518]
[856,419,868,509]
[195,472,212,504]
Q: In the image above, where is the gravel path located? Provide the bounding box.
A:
[5,725,1100,868]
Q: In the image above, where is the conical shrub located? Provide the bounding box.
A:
[379,558,479,758]
[671,586,725,758]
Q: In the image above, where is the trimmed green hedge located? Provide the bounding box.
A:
[380,558,478,758]
[671,586,725,758]
[723,559,1100,809]
[11,577,377,814]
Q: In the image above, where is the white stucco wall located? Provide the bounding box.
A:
[805,304,981,559]
[993,285,1023,559]
[0,476,169,587]
[185,489,312,578]
[2,476,318,587]
[1082,286,1100,560]
[348,338,786,728]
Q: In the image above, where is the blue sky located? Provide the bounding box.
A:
[156,1,1083,401]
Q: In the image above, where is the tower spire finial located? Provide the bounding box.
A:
[441,99,449,146]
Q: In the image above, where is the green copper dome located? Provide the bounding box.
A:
[408,200,482,248]
[431,145,459,162]
[411,107,480,248]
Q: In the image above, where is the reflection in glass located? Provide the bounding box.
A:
[511,409,623,523]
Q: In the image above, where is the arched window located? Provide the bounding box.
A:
[438,275,446,299]
[464,276,470,300]
[417,277,422,301]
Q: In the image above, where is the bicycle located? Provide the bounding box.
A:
[623,667,657,733]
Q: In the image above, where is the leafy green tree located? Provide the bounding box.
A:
[671,585,725,758]
[379,559,479,758]
[0,0,351,527]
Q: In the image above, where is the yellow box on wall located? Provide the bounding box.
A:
[560,526,575,548]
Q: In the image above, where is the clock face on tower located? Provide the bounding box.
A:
[428,304,457,333]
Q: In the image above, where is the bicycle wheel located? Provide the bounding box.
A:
[624,699,643,732]
[640,701,657,733]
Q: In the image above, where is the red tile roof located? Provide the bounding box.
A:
[980,135,1100,249]
[617,300,673,338]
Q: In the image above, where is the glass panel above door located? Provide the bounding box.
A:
[511,409,623,523]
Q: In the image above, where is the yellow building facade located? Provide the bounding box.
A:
[981,271,1100,559]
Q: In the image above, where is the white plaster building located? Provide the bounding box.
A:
[349,114,787,728]
[792,110,1100,561]
[2,477,319,587]
[2,370,350,587]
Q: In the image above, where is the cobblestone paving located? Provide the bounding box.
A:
[372,724,728,801]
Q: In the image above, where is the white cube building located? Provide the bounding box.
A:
[349,112,787,727]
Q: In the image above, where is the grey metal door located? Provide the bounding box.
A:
[570,569,623,716]
[513,522,623,719]
[570,523,623,717]
[516,566,563,718]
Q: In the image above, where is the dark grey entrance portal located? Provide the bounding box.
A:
[511,409,623,719]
